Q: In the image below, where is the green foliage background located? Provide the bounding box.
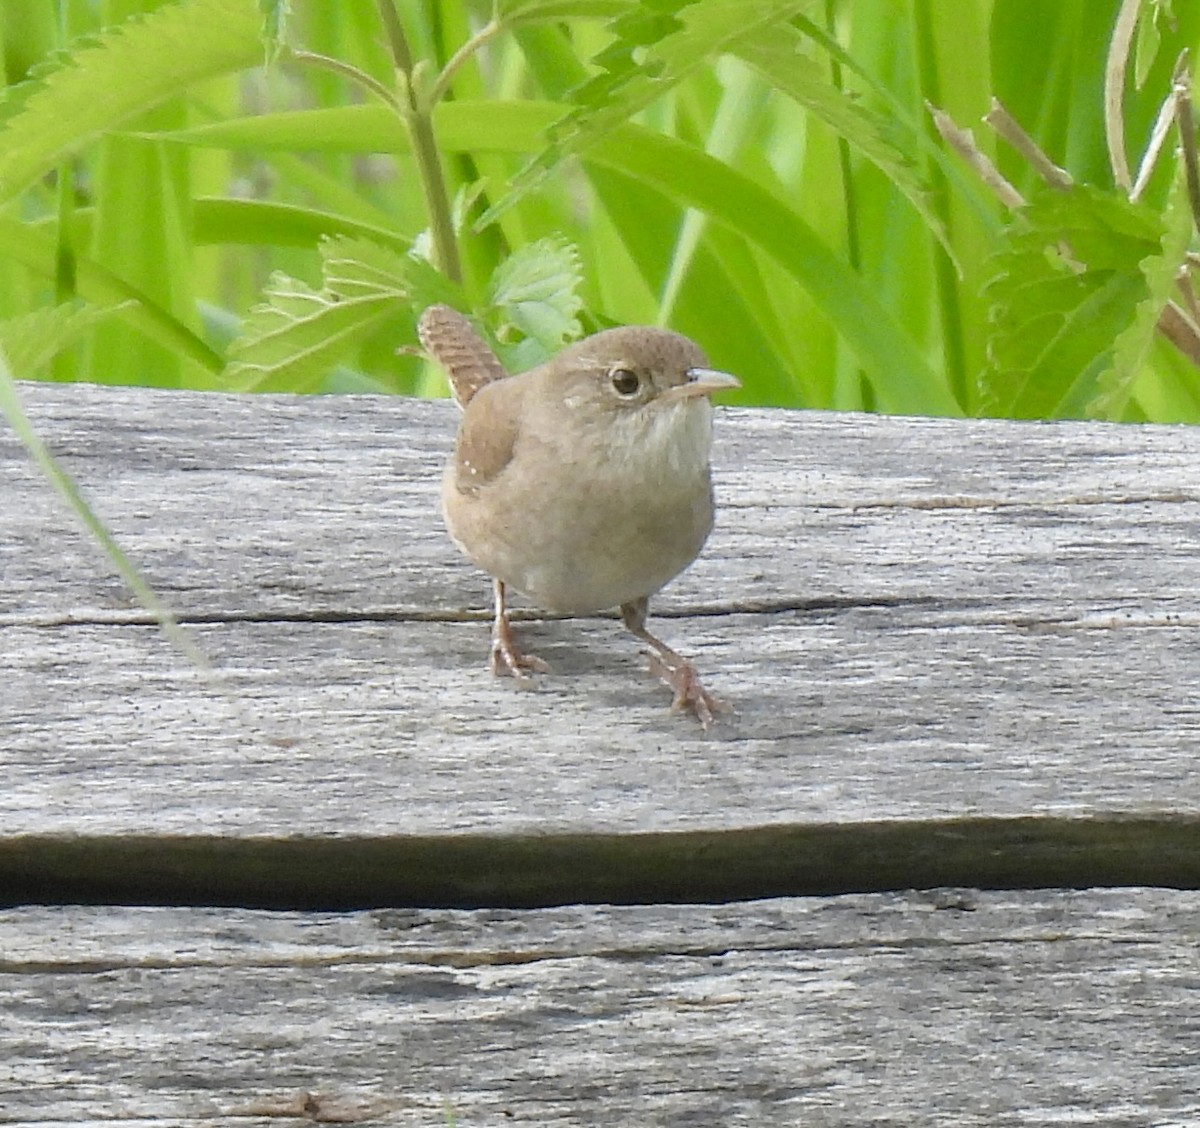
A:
[0,0,1198,420]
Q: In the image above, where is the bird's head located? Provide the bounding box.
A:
[548,327,739,416]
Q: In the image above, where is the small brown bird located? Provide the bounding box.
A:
[419,304,739,727]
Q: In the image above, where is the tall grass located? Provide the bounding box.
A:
[0,0,1197,420]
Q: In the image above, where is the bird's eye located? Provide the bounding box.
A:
[610,367,641,396]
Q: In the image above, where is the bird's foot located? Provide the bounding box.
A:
[645,651,729,731]
[489,578,551,686]
[490,628,551,686]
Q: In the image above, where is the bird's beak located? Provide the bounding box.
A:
[659,367,741,404]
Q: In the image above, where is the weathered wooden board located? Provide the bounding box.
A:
[3,382,1200,904]
[7,382,1200,621]
[3,890,1199,1126]
[4,384,1200,1126]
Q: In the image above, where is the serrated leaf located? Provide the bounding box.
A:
[487,237,584,358]
[1092,172,1195,420]
[0,302,130,377]
[225,271,386,393]
[0,0,262,203]
[484,0,815,223]
[981,185,1163,419]
[142,97,952,411]
[225,236,461,392]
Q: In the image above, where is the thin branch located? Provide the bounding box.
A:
[376,0,414,74]
[985,99,1073,191]
[287,49,401,111]
[1130,83,1178,202]
[1105,0,1141,191]
[428,19,503,107]
[1157,301,1200,368]
[1172,53,1200,237]
[374,0,463,285]
[927,103,1025,209]
[1174,267,1200,325]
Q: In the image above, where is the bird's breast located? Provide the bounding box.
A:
[444,399,717,613]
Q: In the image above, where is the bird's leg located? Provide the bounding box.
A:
[489,578,550,684]
[620,597,727,729]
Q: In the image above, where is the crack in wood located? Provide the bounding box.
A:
[0,595,949,630]
[724,490,1200,511]
[2,817,1197,911]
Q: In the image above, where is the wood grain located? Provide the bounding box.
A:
[3,891,1199,1126]
[3,382,1200,901]
[5,382,1200,1125]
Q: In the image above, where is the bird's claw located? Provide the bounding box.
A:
[490,635,551,686]
[646,651,729,730]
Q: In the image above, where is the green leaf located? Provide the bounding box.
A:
[225,236,461,393]
[1092,172,1195,420]
[146,104,409,152]
[192,198,410,251]
[981,186,1163,419]
[733,25,952,262]
[0,0,262,203]
[0,301,130,377]
[260,0,291,64]
[496,0,631,21]
[487,236,584,364]
[485,0,816,223]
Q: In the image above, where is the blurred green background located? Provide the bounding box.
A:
[0,0,1198,420]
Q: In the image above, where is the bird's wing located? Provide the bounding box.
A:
[450,378,523,494]
[417,304,508,408]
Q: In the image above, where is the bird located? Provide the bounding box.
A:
[418,304,739,728]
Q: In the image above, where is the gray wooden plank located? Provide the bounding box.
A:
[2,890,1199,1126]
[4,382,1200,902]
[4,607,1199,838]
[5,603,1200,828]
[5,381,1200,622]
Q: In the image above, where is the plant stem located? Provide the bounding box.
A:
[428,19,503,107]
[287,49,402,112]
[377,0,462,285]
[912,0,968,413]
[1104,0,1141,192]
[1172,53,1200,236]
[984,99,1073,191]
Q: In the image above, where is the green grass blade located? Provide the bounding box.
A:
[588,124,956,415]
[0,348,210,674]
[0,214,223,375]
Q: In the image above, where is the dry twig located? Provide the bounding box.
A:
[927,102,1025,209]
[1104,0,1142,191]
[984,99,1073,191]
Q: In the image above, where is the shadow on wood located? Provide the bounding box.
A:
[3,816,1198,909]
